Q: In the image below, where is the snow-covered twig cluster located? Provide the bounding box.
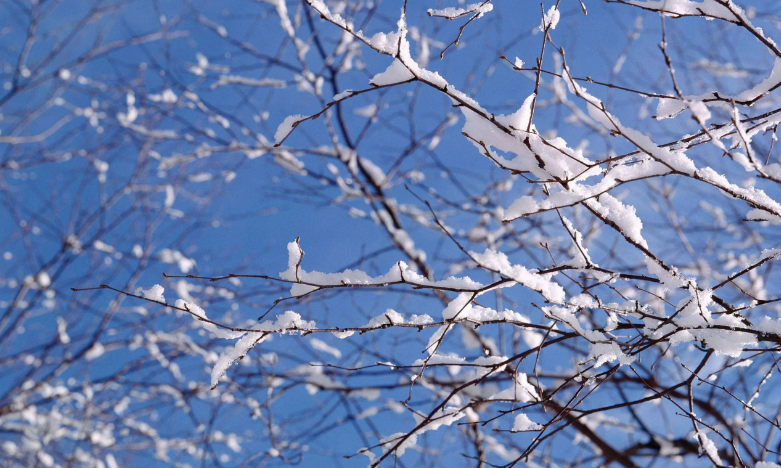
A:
[6,0,781,467]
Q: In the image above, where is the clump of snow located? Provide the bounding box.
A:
[140,284,165,303]
[540,5,560,31]
[590,193,648,249]
[370,31,401,55]
[696,432,722,466]
[211,311,316,388]
[589,342,637,367]
[274,115,303,144]
[211,334,263,389]
[470,248,565,303]
[85,342,105,360]
[158,249,196,273]
[310,338,342,358]
[656,98,686,120]
[148,89,178,103]
[504,196,541,220]
[212,75,286,89]
[370,60,415,86]
[354,104,378,118]
[756,316,781,336]
[428,3,493,19]
[626,0,737,22]
[278,239,482,298]
[175,299,243,340]
[512,413,543,431]
[491,372,540,402]
[333,89,354,101]
[645,257,687,290]
[35,271,51,289]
